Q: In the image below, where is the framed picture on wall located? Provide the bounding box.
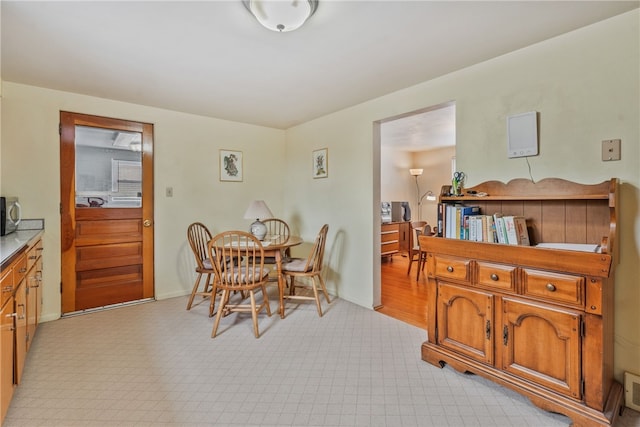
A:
[220,149,243,182]
[312,148,328,179]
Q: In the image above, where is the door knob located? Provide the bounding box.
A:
[143,219,153,227]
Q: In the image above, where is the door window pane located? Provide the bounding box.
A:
[75,126,142,208]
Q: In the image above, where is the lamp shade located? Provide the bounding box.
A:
[243,0,318,32]
[409,168,423,176]
[243,200,274,220]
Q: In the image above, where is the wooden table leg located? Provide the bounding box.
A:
[275,251,285,318]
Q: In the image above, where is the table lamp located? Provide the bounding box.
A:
[243,200,274,240]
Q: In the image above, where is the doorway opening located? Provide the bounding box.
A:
[373,101,456,324]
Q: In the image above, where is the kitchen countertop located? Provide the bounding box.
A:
[1,223,44,268]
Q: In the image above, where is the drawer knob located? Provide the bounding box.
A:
[447,266,454,273]
[490,274,499,281]
[546,283,556,292]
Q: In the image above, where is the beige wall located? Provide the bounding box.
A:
[1,10,637,382]
[380,146,412,207]
[284,10,639,381]
[0,83,286,319]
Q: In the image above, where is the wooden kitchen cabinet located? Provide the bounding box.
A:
[0,232,44,423]
[419,178,622,427]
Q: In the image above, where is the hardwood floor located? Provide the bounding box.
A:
[377,253,428,329]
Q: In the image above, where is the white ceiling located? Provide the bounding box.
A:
[2,1,637,144]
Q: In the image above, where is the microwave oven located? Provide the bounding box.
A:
[1,196,22,236]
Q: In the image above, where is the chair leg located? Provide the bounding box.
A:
[208,283,218,317]
[406,255,414,276]
[261,284,272,316]
[289,277,296,295]
[186,272,203,310]
[311,277,322,317]
[211,289,229,338]
[317,275,330,304]
[416,253,426,281]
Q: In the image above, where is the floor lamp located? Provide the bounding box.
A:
[410,168,436,222]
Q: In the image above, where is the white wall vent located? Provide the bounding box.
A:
[624,371,640,412]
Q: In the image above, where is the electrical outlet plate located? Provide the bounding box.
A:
[602,139,621,161]
[624,371,640,411]
[165,187,173,197]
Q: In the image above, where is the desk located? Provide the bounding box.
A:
[262,235,303,318]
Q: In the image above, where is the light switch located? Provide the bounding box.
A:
[601,139,621,161]
[166,187,173,197]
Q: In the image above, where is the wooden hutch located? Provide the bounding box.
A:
[418,178,623,426]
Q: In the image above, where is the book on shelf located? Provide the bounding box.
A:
[476,215,494,243]
[502,215,531,245]
[462,209,480,240]
[485,215,497,243]
[443,205,480,239]
[513,216,531,246]
[444,204,462,238]
[436,203,444,237]
[493,213,508,244]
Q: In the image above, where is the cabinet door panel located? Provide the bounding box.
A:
[501,298,581,399]
[437,283,493,364]
[13,281,27,385]
[0,299,15,423]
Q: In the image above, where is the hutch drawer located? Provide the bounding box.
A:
[522,268,584,307]
[433,255,470,282]
[475,261,516,291]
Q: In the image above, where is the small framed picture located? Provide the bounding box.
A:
[312,148,328,179]
[219,149,243,182]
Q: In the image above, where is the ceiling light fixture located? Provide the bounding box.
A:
[243,0,318,32]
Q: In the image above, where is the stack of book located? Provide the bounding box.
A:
[437,204,530,245]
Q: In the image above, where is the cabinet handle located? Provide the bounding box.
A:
[546,283,556,292]
[486,320,491,340]
[503,325,509,345]
[17,304,25,320]
[18,267,27,273]
[29,255,37,260]
[2,286,13,293]
[490,273,499,281]
[447,266,454,273]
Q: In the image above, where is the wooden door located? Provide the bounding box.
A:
[437,282,494,365]
[60,112,154,314]
[500,297,581,399]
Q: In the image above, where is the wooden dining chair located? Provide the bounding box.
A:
[262,217,291,256]
[282,224,330,317]
[406,221,426,277]
[416,224,435,281]
[186,222,218,315]
[259,218,291,281]
[208,231,272,338]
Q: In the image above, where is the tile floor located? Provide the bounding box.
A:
[4,291,639,426]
